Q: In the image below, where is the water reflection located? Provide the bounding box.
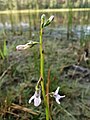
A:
[0,11,89,39]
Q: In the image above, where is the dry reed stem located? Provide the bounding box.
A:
[46,68,52,120]
[11,103,40,115]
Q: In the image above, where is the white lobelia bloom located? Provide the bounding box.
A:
[16,44,29,51]
[16,41,39,51]
[53,87,65,104]
[29,89,41,107]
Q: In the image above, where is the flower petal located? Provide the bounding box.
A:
[54,87,60,95]
[56,98,60,104]
[60,95,65,99]
[34,97,41,107]
[16,44,29,51]
[28,95,35,104]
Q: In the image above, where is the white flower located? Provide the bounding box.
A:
[16,44,29,51]
[16,41,39,51]
[53,87,65,104]
[29,90,41,107]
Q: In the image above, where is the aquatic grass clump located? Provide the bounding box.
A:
[16,14,65,120]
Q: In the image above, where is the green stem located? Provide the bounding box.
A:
[40,25,49,120]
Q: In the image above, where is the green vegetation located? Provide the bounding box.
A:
[0,19,90,119]
[0,39,8,59]
[0,0,90,120]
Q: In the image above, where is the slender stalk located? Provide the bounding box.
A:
[40,24,49,120]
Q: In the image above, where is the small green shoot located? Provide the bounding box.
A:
[0,39,8,59]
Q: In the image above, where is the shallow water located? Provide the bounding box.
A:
[0,10,89,41]
[0,10,89,27]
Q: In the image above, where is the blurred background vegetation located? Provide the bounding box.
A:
[0,0,89,11]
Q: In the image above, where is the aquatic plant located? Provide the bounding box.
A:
[16,14,65,120]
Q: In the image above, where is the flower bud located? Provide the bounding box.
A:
[43,15,54,27]
[41,14,46,21]
[41,14,46,28]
